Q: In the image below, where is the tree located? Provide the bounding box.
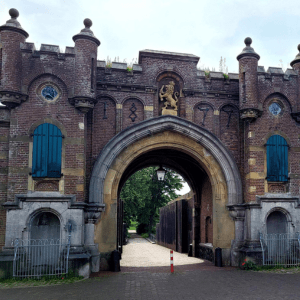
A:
[120,167,183,235]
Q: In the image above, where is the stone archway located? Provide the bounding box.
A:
[89,115,243,266]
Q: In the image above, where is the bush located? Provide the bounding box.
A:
[241,259,258,270]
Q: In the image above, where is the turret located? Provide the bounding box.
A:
[290,45,300,115]
[237,37,261,122]
[70,18,100,113]
[0,8,28,107]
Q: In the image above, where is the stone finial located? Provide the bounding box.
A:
[290,44,300,67]
[6,8,21,27]
[0,8,29,38]
[72,18,100,46]
[9,8,19,19]
[237,37,260,61]
[84,18,92,29]
[244,37,252,47]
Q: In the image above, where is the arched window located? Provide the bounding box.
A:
[32,123,63,178]
[266,135,288,182]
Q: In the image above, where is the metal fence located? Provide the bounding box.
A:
[13,238,71,278]
[260,232,300,266]
[149,234,156,243]
[13,222,72,278]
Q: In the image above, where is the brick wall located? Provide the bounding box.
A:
[6,73,86,202]
[1,18,300,253]
[0,31,25,91]
[122,98,144,129]
[0,121,9,249]
[200,177,213,244]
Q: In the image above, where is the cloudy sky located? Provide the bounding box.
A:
[1,0,300,74]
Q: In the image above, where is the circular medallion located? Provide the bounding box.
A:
[269,102,282,116]
[41,85,58,101]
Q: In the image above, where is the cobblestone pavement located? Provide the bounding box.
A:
[1,235,300,300]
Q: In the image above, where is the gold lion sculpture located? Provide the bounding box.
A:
[159,81,179,111]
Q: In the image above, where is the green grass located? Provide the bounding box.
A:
[128,221,137,231]
[140,233,149,238]
[255,265,300,273]
[241,262,300,273]
[0,272,84,289]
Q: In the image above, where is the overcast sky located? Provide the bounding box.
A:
[1,0,300,73]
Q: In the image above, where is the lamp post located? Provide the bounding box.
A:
[156,166,166,181]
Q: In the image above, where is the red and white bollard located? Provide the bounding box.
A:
[170,250,174,273]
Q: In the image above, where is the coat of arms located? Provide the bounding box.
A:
[159,81,179,115]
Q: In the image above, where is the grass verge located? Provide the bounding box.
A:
[0,273,84,289]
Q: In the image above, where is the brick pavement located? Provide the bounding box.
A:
[1,266,300,300]
[1,236,300,300]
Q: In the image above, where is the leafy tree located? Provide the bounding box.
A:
[120,167,183,235]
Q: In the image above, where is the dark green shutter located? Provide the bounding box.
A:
[32,123,62,178]
[267,135,288,182]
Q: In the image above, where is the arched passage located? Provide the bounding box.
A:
[89,115,243,265]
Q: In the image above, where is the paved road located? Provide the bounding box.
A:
[1,235,300,300]
[121,233,204,267]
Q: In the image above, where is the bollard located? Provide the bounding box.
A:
[111,249,121,272]
[170,250,174,273]
[188,244,193,257]
[215,247,222,267]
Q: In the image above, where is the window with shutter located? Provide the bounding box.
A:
[266,135,288,182]
[32,123,62,178]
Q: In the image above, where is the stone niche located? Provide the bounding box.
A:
[30,211,60,240]
[246,194,300,239]
[3,192,84,248]
[157,73,183,116]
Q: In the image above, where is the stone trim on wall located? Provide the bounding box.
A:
[89,115,243,207]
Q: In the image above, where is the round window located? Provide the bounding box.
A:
[269,102,282,116]
[41,85,58,101]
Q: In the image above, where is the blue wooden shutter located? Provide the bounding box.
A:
[32,123,62,178]
[47,124,62,177]
[32,124,48,177]
[267,135,288,182]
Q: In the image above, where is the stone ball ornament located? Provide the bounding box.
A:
[9,8,19,19]
[244,37,252,47]
[84,18,92,29]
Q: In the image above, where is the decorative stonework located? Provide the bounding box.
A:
[228,206,245,221]
[129,103,137,121]
[197,106,210,127]
[159,81,179,116]
[41,86,58,101]
[37,82,61,103]
[34,180,59,192]
[269,102,282,116]
[240,108,261,122]
[0,91,28,108]
[268,183,286,193]
[85,203,105,224]
[69,96,98,113]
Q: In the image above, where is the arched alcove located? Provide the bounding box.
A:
[267,210,287,235]
[31,211,60,240]
[205,216,212,244]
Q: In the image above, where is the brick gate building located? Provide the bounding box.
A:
[1,8,300,275]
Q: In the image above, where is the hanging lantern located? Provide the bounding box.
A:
[156,166,166,181]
